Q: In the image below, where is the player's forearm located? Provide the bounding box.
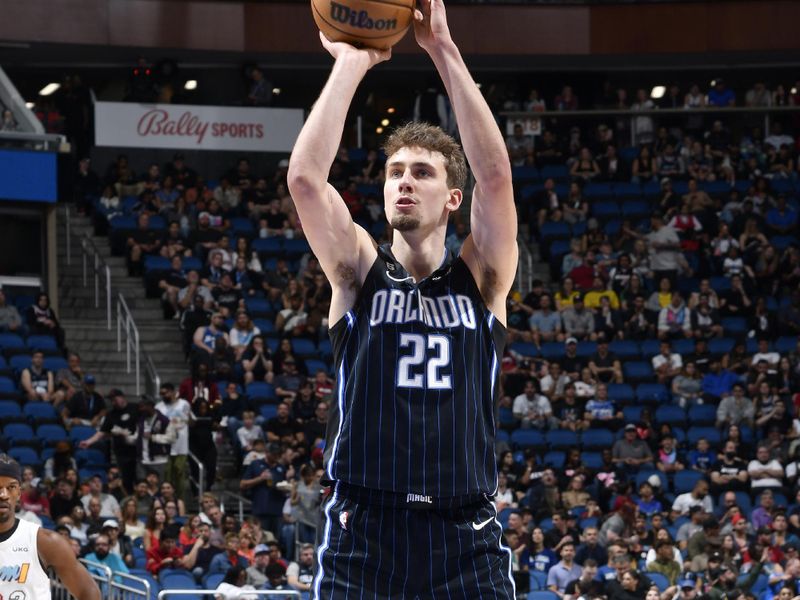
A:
[427,40,511,186]
[288,53,370,191]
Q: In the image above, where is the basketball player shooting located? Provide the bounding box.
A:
[288,0,518,597]
[0,454,102,600]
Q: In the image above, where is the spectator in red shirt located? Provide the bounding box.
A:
[146,529,186,577]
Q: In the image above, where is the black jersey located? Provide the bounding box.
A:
[324,244,506,498]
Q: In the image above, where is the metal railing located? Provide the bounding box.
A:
[51,558,150,600]
[220,490,253,523]
[81,234,112,330]
[117,292,161,397]
[65,205,161,397]
[188,449,206,497]
[517,237,534,296]
[158,591,301,599]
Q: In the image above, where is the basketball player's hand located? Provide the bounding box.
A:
[413,0,453,51]
[318,32,390,69]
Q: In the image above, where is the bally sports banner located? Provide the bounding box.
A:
[94,101,304,152]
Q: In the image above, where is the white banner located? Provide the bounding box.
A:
[94,101,304,152]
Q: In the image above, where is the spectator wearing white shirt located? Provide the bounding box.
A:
[236,410,265,452]
[652,340,683,384]
[155,382,192,505]
[512,379,557,430]
[747,444,785,492]
[80,475,121,519]
[671,480,714,518]
[658,292,692,342]
[751,338,780,370]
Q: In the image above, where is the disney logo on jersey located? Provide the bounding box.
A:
[0,564,29,583]
[369,290,477,329]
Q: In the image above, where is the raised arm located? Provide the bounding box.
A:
[287,35,388,325]
[414,0,517,319]
[39,528,101,600]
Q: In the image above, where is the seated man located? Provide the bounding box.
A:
[20,349,55,404]
[529,294,562,347]
[583,384,623,430]
[658,292,692,340]
[126,213,162,277]
[652,341,682,385]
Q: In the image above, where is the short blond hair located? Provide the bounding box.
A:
[382,122,467,190]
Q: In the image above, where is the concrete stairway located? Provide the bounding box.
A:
[56,207,188,397]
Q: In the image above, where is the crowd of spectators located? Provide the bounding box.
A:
[1,76,800,599]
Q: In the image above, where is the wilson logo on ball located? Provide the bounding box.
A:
[330,1,398,30]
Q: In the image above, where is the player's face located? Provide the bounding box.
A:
[0,476,20,525]
[384,146,461,233]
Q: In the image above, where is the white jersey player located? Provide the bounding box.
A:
[0,453,100,600]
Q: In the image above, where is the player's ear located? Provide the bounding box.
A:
[446,188,462,212]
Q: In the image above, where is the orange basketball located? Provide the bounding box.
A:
[311,0,415,50]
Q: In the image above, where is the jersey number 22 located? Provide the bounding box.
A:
[397,333,452,390]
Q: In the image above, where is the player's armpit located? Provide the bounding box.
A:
[38,528,101,600]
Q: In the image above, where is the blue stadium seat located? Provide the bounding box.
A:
[540,165,569,181]
[8,446,40,468]
[583,182,615,199]
[545,429,579,450]
[36,424,68,446]
[530,571,548,591]
[283,238,312,259]
[615,182,644,200]
[624,362,654,382]
[25,335,58,351]
[244,297,272,316]
[143,256,170,273]
[499,407,515,429]
[576,341,597,358]
[540,222,571,242]
[43,357,68,372]
[252,237,283,256]
[673,470,705,494]
[622,405,644,423]
[318,339,333,361]
[202,572,225,590]
[771,235,798,252]
[607,384,635,403]
[69,425,96,444]
[0,333,25,351]
[291,338,318,358]
[708,338,735,356]
[4,423,36,446]
[496,430,510,444]
[591,201,620,219]
[581,452,603,469]
[709,276,732,293]
[540,342,565,360]
[635,469,667,491]
[0,400,23,421]
[246,382,276,402]
[645,572,670,592]
[687,427,722,446]
[721,317,747,336]
[74,448,108,468]
[9,355,32,372]
[654,405,686,427]
[512,166,540,183]
[687,404,717,426]
[305,359,329,376]
[608,340,639,359]
[774,336,798,354]
[672,338,695,356]
[158,571,199,595]
[636,383,668,404]
[259,404,278,421]
[543,451,565,468]
[548,239,571,260]
[229,217,255,236]
[510,429,545,449]
[182,256,203,271]
[581,429,614,450]
[639,340,661,357]
[22,402,58,425]
[508,342,540,358]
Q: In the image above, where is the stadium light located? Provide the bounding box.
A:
[25,102,34,109]
[387,107,396,114]
[381,119,390,126]
[376,127,384,134]
[272,88,281,95]
[38,83,60,96]
[650,86,666,99]
[184,80,198,90]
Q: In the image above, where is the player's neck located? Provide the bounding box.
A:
[0,515,19,536]
[390,228,448,283]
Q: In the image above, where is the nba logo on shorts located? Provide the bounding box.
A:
[338,510,350,531]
